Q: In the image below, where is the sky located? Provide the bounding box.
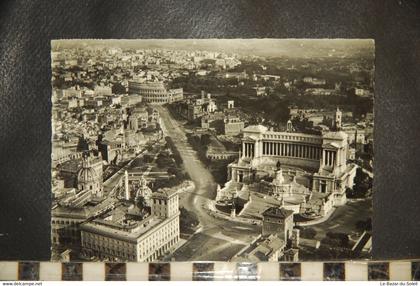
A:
[52,39,374,58]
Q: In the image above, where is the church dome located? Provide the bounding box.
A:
[77,159,98,184]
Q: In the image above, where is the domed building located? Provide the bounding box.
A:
[77,157,103,197]
[135,175,152,207]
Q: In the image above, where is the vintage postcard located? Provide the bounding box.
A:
[51,39,374,262]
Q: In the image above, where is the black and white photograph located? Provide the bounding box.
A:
[50,39,374,262]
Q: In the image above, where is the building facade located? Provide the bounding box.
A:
[228,111,357,206]
[80,188,180,262]
[262,207,294,241]
[224,115,245,136]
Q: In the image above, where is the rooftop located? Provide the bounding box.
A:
[237,234,285,262]
[262,207,294,219]
[152,187,178,199]
[80,206,164,242]
[243,125,268,133]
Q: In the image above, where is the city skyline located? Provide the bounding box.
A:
[52,39,374,58]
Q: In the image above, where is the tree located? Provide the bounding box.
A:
[300,227,317,239]
[179,207,200,233]
[112,82,126,94]
[156,152,174,169]
[355,218,372,232]
[324,232,349,247]
[347,168,372,198]
[76,136,89,152]
[165,136,183,166]
[142,154,154,163]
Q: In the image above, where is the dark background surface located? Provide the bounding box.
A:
[0,0,419,261]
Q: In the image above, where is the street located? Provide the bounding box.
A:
[156,105,259,261]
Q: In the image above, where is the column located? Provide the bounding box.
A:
[254,141,258,157]
[336,149,340,166]
[263,142,266,155]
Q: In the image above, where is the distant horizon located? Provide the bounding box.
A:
[52,39,374,58]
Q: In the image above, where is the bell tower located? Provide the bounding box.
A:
[334,107,342,131]
[286,120,294,132]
